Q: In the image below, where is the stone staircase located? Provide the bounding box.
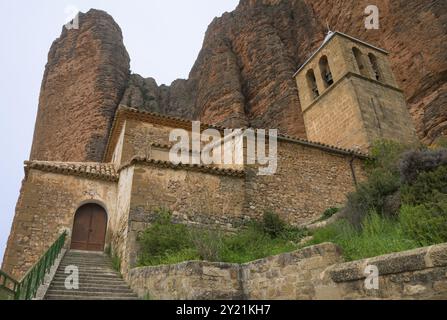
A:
[44,250,138,300]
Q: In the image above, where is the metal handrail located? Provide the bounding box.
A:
[0,231,67,300]
[0,270,19,300]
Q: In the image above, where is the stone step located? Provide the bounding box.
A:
[50,282,130,290]
[52,275,124,283]
[49,284,132,292]
[55,268,118,274]
[45,289,137,298]
[64,255,107,259]
[62,259,112,267]
[62,255,110,261]
[47,286,135,294]
[54,269,120,276]
[59,261,113,266]
[52,277,127,285]
[45,250,137,300]
[45,295,139,300]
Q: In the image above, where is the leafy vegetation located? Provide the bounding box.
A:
[105,245,122,272]
[137,209,308,266]
[312,140,447,260]
[137,140,447,266]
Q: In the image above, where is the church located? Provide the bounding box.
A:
[2,31,418,288]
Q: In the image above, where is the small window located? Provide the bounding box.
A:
[306,69,319,99]
[319,56,334,88]
[368,53,382,81]
[352,47,368,77]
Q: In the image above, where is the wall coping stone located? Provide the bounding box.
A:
[328,243,447,283]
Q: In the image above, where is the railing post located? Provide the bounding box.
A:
[1,231,67,300]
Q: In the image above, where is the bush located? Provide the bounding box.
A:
[137,210,307,266]
[190,228,224,262]
[315,207,339,222]
[401,165,447,205]
[309,140,447,260]
[341,140,411,227]
[345,169,400,227]
[400,149,447,185]
[400,202,447,246]
[366,140,411,175]
[262,211,286,237]
[137,210,194,266]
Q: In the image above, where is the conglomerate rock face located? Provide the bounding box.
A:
[30,9,130,162]
[31,1,447,162]
[122,0,446,144]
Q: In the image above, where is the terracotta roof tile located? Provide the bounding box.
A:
[24,161,118,182]
[119,156,245,177]
[104,105,369,162]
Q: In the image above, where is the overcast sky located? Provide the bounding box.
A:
[0,0,239,265]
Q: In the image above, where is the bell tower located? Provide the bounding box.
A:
[294,31,418,152]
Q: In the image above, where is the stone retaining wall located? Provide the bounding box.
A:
[128,242,447,300]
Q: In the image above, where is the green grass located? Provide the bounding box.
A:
[309,141,447,261]
[137,210,308,267]
[309,210,443,261]
[219,224,300,263]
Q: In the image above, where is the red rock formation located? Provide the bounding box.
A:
[30,9,130,162]
[122,0,446,143]
[32,2,446,163]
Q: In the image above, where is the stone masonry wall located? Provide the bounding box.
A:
[316,243,447,299]
[296,33,419,152]
[123,163,246,270]
[301,78,370,151]
[109,166,134,274]
[1,170,116,279]
[351,75,419,148]
[128,242,447,300]
[130,164,246,228]
[128,261,243,300]
[245,141,366,226]
[120,119,174,166]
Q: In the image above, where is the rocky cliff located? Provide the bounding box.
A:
[31,1,446,162]
[30,9,130,162]
[122,0,446,144]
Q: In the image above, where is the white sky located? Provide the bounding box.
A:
[0,0,239,265]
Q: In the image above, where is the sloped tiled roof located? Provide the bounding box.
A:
[104,105,369,162]
[119,156,245,178]
[24,161,119,182]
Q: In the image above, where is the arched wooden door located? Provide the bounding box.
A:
[71,204,107,251]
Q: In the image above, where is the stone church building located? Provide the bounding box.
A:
[2,30,418,281]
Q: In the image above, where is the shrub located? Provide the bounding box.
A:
[190,228,224,261]
[400,202,447,246]
[345,169,400,227]
[320,207,339,221]
[341,140,411,227]
[137,209,307,266]
[261,211,286,237]
[366,140,411,174]
[400,149,447,185]
[309,141,447,260]
[401,165,447,205]
[137,210,194,266]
